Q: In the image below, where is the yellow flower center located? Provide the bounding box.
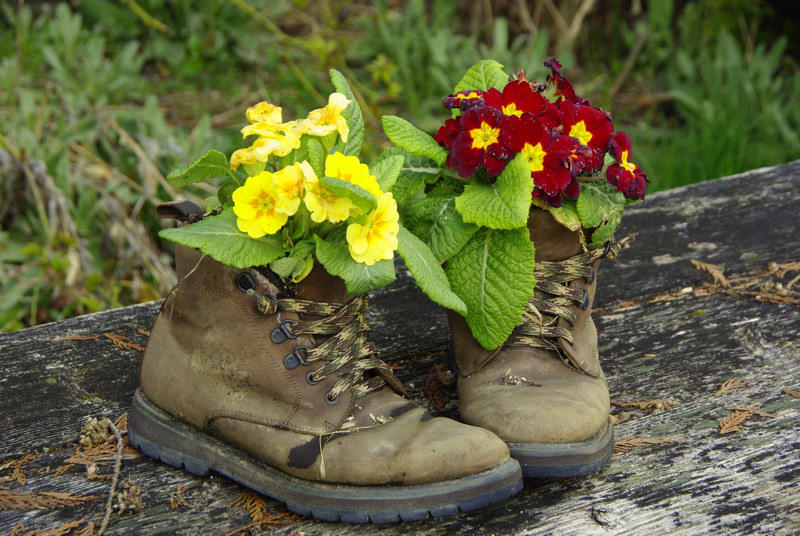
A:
[457,91,481,100]
[501,103,523,117]
[620,150,637,172]
[470,122,500,150]
[521,142,546,173]
[249,190,276,217]
[569,121,592,146]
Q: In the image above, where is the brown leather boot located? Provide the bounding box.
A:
[449,207,627,478]
[129,244,521,522]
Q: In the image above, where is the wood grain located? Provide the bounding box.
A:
[2,160,799,535]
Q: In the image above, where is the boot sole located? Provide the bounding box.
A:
[507,418,613,478]
[128,389,523,523]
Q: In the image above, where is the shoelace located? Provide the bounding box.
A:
[245,292,403,401]
[506,236,631,363]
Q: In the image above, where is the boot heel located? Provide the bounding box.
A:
[128,389,211,477]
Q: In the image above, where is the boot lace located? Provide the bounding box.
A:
[246,292,403,402]
[506,236,630,367]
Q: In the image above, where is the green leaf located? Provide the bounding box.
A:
[589,210,622,249]
[306,137,326,178]
[269,256,305,278]
[397,226,467,316]
[445,227,536,350]
[217,179,239,206]
[454,59,509,92]
[167,150,231,187]
[159,208,286,269]
[454,153,532,229]
[402,192,478,263]
[329,69,364,157]
[320,175,377,214]
[576,180,626,229]
[382,115,447,166]
[380,148,443,203]
[290,238,316,260]
[371,154,404,193]
[314,232,396,294]
[547,199,582,231]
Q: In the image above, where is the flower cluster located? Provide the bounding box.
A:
[231,108,399,266]
[433,59,648,205]
[230,93,351,171]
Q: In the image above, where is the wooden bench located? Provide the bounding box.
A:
[2,161,799,535]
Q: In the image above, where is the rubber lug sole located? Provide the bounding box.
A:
[128,389,523,523]
[507,418,614,478]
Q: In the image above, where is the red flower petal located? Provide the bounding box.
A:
[434,118,461,148]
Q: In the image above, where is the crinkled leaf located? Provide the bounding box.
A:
[167,150,231,187]
[371,154,405,193]
[547,199,582,231]
[314,232,396,294]
[380,148,443,203]
[445,227,536,350]
[454,59,509,92]
[403,192,478,263]
[397,225,467,316]
[329,69,364,156]
[454,153,532,229]
[381,115,447,166]
[320,175,377,214]
[577,180,627,229]
[159,208,285,268]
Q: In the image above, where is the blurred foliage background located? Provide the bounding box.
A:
[1,0,798,331]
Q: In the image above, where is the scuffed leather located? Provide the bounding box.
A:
[140,245,511,485]
[450,207,611,445]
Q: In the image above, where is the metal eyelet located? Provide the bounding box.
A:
[235,272,256,293]
[306,371,319,385]
[580,288,590,310]
[585,266,595,284]
[325,391,339,405]
[270,320,297,344]
[282,346,308,370]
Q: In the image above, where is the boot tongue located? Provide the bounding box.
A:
[294,264,350,304]
[528,207,582,262]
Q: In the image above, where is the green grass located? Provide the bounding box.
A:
[0,0,797,330]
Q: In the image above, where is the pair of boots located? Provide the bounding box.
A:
[128,206,620,523]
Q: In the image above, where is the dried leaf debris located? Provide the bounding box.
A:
[611,398,675,414]
[57,331,146,352]
[614,437,686,453]
[422,363,456,411]
[719,407,776,435]
[783,388,800,398]
[651,260,800,307]
[0,486,102,510]
[715,378,750,396]
[227,490,298,536]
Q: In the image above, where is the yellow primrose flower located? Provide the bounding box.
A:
[271,163,307,216]
[232,172,289,238]
[229,129,302,171]
[302,173,355,224]
[301,92,351,142]
[303,153,381,223]
[324,152,381,199]
[346,192,399,265]
[245,101,283,124]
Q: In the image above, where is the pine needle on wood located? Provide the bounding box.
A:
[715,377,750,395]
[613,437,685,453]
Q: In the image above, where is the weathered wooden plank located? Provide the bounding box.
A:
[2,161,799,535]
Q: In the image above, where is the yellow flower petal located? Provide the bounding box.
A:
[346,193,399,265]
[245,101,282,124]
